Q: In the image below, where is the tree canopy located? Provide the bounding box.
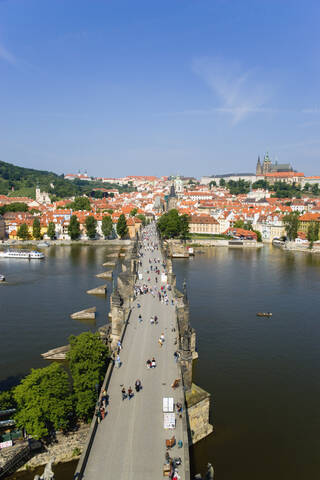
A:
[157,209,190,239]
[13,363,73,439]
[307,222,320,247]
[67,332,109,420]
[0,389,16,410]
[32,217,41,239]
[85,215,97,239]
[283,212,300,240]
[129,208,138,217]
[47,222,56,240]
[0,202,29,215]
[17,223,30,240]
[271,182,301,199]
[117,214,128,239]
[67,196,91,211]
[101,215,113,237]
[68,215,80,240]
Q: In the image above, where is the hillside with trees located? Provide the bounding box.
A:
[0,160,135,199]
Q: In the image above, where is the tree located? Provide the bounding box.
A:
[67,196,91,211]
[157,209,189,239]
[209,180,216,188]
[227,179,250,195]
[101,215,113,237]
[179,214,190,240]
[253,229,262,242]
[0,389,16,410]
[91,190,104,199]
[311,184,319,196]
[117,214,128,239]
[85,216,97,239]
[219,178,226,187]
[13,363,73,439]
[68,215,81,240]
[67,332,109,420]
[17,223,30,240]
[47,222,56,240]
[106,209,113,214]
[32,217,41,240]
[283,212,300,241]
[129,208,138,217]
[252,179,270,190]
[307,222,320,248]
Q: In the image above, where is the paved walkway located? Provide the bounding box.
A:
[83,225,187,480]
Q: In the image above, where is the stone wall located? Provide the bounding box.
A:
[16,425,90,471]
[185,384,213,445]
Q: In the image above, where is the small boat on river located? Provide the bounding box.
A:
[256,312,273,317]
[0,274,5,281]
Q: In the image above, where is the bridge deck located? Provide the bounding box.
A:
[82,227,188,479]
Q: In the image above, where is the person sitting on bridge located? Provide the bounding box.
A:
[128,387,133,399]
[151,357,157,368]
[146,359,152,368]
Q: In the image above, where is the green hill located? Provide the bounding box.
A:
[0,160,133,199]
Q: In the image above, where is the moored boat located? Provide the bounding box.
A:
[0,274,5,281]
[0,250,45,259]
[256,312,273,317]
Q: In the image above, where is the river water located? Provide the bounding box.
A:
[173,245,320,480]
[2,245,320,479]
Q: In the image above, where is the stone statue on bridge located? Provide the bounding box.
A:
[205,462,214,480]
[34,459,55,480]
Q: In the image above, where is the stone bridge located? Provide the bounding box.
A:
[75,226,212,480]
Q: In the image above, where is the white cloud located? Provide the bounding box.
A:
[0,43,16,65]
[192,57,272,124]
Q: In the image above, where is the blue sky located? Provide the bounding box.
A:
[0,0,319,177]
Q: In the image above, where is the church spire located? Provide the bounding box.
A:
[256,156,262,175]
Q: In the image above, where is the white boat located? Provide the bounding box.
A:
[0,274,5,281]
[0,250,45,259]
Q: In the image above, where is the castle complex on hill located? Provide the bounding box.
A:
[256,153,294,175]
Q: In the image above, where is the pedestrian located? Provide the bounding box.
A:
[95,406,102,423]
[116,354,121,368]
[100,406,105,420]
[146,359,151,368]
[138,314,142,323]
[135,379,142,392]
[150,316,154,325]
[121,387,127,400]
[128,387,133,399]
[117,340,122,351]
[173,351,180,363]
[151,357,156,368]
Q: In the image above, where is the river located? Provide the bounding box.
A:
[2,245,320,479]
[173,245,320,480]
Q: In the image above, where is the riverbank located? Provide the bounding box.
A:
[0,239,132,247]
[281,241,320,253]
[16,425,90,472]
[186,238,263,248]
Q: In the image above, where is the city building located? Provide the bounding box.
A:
[256,153,293,175]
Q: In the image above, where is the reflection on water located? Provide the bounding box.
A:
[173,246,320,480]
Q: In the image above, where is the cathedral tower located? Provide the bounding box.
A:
[256,156,262,175]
